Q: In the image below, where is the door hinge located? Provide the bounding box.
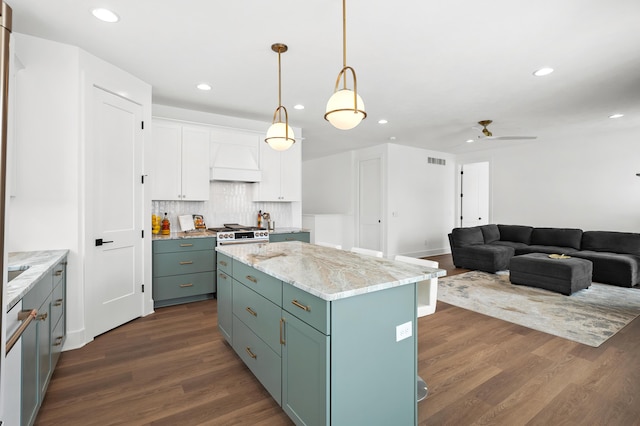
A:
[141,121,144,130]
[141,175,145,184]
[142,284,145,293]
[141,230,144,238]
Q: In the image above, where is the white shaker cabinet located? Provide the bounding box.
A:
[152,119,210,201]
[253,139,301,202]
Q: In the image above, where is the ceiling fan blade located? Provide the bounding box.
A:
[485,135,537,140]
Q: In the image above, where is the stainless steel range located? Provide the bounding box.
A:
[208,223,269,246]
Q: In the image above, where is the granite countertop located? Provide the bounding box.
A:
[152,230,218,241]
[268,227,309,234]
[216,241,446,301]
[152,228,308,241]
[6,250,69,311]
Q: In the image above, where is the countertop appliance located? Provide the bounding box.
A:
[208,223,269,246]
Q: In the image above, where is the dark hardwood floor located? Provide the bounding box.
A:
[35,255,640,425]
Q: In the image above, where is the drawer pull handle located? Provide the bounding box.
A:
[37,312,48,321]
[54,270,63,276]
[280,318,285,345]
[218,273,227,280]
[245,347,257,359]
[219,260,228,267]
[286,237,294,241]
[54,299,63,307]
[180,243,193,247]
[179,261,193,265]
[246,275,258,283]
[179,283,193,288]
[54,336,64,346]
[291,300,311,312]
[246,307,257,317]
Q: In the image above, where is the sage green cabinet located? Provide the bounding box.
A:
[268,231,310,243]
[152,238,216,308]
[216,253,233,342]
[20,257,67,426]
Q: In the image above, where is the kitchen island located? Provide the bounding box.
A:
[216,241,445,426]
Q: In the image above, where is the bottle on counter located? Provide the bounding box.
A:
[161,212,171,235]
[258,210,263,228]
[151,214,161,234]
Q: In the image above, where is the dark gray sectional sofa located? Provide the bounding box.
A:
[448,224,640,288]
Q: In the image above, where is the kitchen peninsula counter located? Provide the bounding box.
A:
[216,240,444,301]
[6,250,69,310]
[216,241,444,425]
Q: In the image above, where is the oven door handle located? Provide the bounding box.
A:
[6,309,37,355]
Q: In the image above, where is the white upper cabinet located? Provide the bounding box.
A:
[152,119,210,200]
[253,139,301,202]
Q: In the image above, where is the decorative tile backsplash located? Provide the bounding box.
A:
[152,181,293,230]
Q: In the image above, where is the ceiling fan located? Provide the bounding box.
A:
[475,120,537,140]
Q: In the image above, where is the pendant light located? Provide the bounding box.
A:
[265,43,295,151]
[324,0,366,130]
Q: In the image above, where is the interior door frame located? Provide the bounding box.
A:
[457,160,491,228]
[354,149,386,254]
[84,84,146,341]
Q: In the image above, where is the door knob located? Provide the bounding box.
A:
[95,239,114,246]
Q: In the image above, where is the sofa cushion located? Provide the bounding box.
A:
[480,224,500,243]
[517,245,579,255]
[497,225,533,244]
[531,227,583,250]
[450,227,484,247]
[572,250,640,287]
[452,244,515,273]
[581,231,640,257]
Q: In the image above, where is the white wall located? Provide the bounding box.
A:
[386,144,456,257]
[457,126,640,232]
[302,143,456,258]
[7,33,153,350]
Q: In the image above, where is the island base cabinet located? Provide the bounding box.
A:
[330,283,417,425]
[232,316,282,405]
[282,313,329,426]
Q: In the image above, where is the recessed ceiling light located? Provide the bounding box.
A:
[91,8,119,23]
[466,139,475,143]
[533,67,554,77]
[609,113,624,119]
[293,104,305,110]
[196,83,212,91]
[378,119,388,124]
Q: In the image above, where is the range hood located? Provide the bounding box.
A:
[210,134,262,182]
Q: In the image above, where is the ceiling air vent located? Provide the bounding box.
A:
[428,157,446,166]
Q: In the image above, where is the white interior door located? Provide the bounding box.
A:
[89,87,143,337]
[358,157,382,251]
[461,162,489,227]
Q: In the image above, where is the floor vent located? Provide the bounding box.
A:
[428,157,446,166]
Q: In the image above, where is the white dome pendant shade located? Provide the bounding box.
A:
[265,43,295,151]
[325,69,366,130]
[325,0,366,130]
[265,119,295,151]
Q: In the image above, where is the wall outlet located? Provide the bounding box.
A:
[396,321,412,342]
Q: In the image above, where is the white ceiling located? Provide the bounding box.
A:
[9,0,640,160]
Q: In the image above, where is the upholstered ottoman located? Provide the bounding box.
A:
[509,253,593,295]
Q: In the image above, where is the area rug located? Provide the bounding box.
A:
[437,270,640,347]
